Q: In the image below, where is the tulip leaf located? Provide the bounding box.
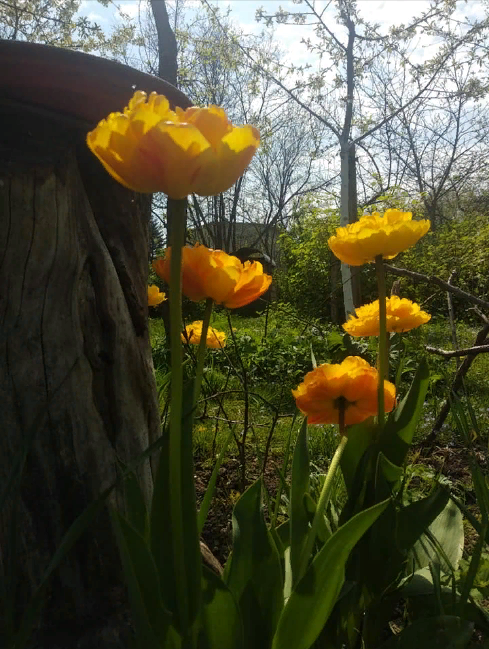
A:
[111,510,174,649]
[378,451,403,486]
[225,479,283,648]
[199,566,243,649]
[303,493,332,544]
[290,417,311,586]
[272,499,389,649]
[379,358,430,466]
[410,498,464,572]
[361,485,449,598]
[275,519,290,552]
[376,615,473,649]
[340,417,377,495]
[401,570,489,633]
[122,468,149,540]
[399,486,451,557]
[150,385,202,634]
[150,428,176,614]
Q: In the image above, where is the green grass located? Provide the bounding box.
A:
[150,307,489,602]
[149,304,344,472]
[149,308,489,478]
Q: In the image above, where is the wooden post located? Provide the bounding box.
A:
[0,41,192,644]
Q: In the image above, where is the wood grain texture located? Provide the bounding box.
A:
[0,103,159,635]
[0,39,192,127]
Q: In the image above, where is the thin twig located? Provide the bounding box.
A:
[469,306,489,325]
[428,323,489,439]
[198,416,271,428]
[385,265,489,310]
[425,345,489,358]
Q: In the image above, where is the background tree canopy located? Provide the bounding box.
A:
[3,0,488,319]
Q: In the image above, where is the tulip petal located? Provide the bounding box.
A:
[191,125,260,196]
[184,105,232,147]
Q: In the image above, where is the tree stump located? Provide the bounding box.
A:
[0,41,192,645]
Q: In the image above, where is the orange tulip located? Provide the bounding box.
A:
[343,296,431,337]
[147,285,167,306]
[181,321,226,349]
[153,244,272,308]
[87,91,260,198]
[328,209,430,266]
[292,356,396,426]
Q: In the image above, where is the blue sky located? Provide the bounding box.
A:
[79,1,486,32]
[79,0,487,71]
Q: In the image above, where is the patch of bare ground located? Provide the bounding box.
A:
[416,437,487,557]
[195,451,282,565]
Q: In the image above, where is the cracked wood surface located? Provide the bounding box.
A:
[0,103,159,636]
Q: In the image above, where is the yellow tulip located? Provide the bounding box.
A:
[152,244,272,308]
[328,209,430,266]
[87,91,260,198]
[292,356,396,426]
[147,284,167,306]
[181,321,226,349]
[343,296,431,337]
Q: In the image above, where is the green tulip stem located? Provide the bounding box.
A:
[193,298,214,408]
[375,255,388,430]
[168,197,189,633]
[298,410,348,583]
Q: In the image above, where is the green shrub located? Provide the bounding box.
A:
[396,212,489,322]
[277,205,341,321]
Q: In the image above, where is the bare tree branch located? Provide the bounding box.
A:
[385,265,489,310]
[150,0,177,85]
[425,344,489,357]
[353,20,489,147]
[202,0,342,139]
[428,323,489,438]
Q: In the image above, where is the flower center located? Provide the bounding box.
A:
[333,396,355,411]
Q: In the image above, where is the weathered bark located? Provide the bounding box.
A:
[0,102,158,637]
[330,256,342,324]
[339,144,354,316]
[150,0,178,86]
[348,144,362,309]
[338,11,356,318]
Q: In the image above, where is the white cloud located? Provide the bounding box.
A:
[117,2,141,19]
[361,0,432,28]
[86,11,107,23]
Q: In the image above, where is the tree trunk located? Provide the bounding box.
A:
[339,13,357,318]
[348,144,362,308]
[0,101,158,641]
[151,0,181,343]
[330,256,342,324]
[151,0,178,86]
[340,143,355,316]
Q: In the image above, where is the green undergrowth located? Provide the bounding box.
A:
[409,318,489,442]
[150,306,489,462]
[150,308,489,613]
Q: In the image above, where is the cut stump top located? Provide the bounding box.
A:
[0,39,192,126]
